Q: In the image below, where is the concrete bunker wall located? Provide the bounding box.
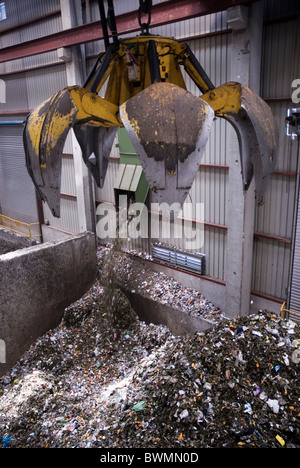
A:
[122,288,217,336]
[0,227,37,255]
[0,232,97,376]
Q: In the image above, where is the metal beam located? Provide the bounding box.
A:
[0,0,259,63]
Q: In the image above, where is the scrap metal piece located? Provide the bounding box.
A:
[120,82,214,207]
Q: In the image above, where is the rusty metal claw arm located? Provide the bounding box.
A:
[182,43,215,94]
[23,49,121,217]
[182,43,277,203]
[201,83,278,204]
[23,0,122,217]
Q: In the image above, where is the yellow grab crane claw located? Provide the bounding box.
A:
[23,33,278,218]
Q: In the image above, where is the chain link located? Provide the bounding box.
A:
[138,0,152,34]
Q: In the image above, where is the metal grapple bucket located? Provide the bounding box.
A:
[23,35,277,218]
[120,82,215,207]
[23,87,120,217]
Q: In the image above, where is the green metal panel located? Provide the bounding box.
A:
[115,129,149,205]
[135,169,149,205]
[118,128,141,165]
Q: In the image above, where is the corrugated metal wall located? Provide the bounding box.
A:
[0,0,60,31]
[0,0,298,304]
[252,9,300,300]
[0,125,39,224]
[0,0,79,235]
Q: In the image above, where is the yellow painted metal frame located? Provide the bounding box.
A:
[280,301,300,321]
[25,35,246,166]
[0,214,41,239]
[74,37,245,126]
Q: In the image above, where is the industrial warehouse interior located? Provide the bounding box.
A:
[0,0,300,452]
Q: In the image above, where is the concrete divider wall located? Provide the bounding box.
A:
[122,289,216,336]
[0,232,97,376]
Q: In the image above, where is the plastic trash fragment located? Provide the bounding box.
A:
[292,349,300,364]
[244,403,253,415]
[291,340,300,364]
[2,434,13,448]
[132,401,146,412]
[179,409,189,420]
[276,435,285,447]
[252,330,263,337]
[267,399,280,414]
[283,354,290,366]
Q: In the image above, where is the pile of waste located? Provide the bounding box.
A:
[0,247,299,448]
[0,239,23,255]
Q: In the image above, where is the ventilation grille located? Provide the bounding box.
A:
[152,244,206,275]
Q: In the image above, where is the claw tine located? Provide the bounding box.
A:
[23,89,78,217]
[120,82,215,207]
